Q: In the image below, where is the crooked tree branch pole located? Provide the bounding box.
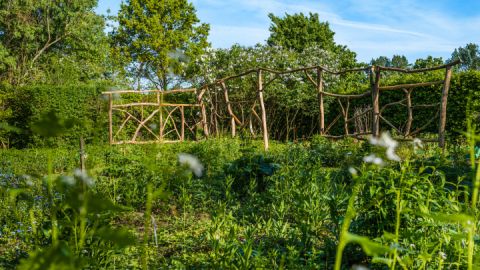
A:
[439,66,453,148]
[371,67,381,138]
[317,67,325,135]
[257,70,269,151]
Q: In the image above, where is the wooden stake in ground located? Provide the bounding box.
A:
[371,66,381,138]
[108,93,113,144]
[257,70,269,151]
[439,66,452,148]
[317,67,325,135]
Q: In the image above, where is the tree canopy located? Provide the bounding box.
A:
[450,43,480,70]
[267,12,357,68]
[0,0,109,86]
[110,0,210,90]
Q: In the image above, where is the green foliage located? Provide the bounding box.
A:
[0,0,111,86]
[111,0,210,90]
[5,84,108,147]
[371,55,409,68]
[1,136,479,269]
[267,12,356,68]
[225,149,280,196]
[450,43,480,71]
[268,12,335,52]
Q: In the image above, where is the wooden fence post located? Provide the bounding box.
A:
[317,67,325,135]
[179,106,185,141]
[157,91,164,141]
[79,136,86,172]
[371,66,381,137]
[198,87,209,138]
[221,81,236,138]
[439,66,452,148]
[258,70,269,151]
[108,93,113,144]
[404,88,413,136]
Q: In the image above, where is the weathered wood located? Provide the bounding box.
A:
[377,59,460,74]
[115,114,132,139]
[371,67,381,137]
[200,102,209,138]
[379,80,444,91]
[157,91,164,140]
[180,106,185,141]
[108,93,113,144]
[221,81,242,127]
[258,70,269,151]
[439,66,452,148]
[79,137,86,172]
[317,68,325,134]
[132,109,160,142]
[379,115,402,134]
[325,114,342,135]
[102,88,196,95]
[338,98,350,135]
[113,109,162,139]
[113,103,200,108]
[404,89,413,136]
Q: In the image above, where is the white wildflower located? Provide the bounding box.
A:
[413,138,423,150]
[369,132,401,161]
[363,154,385,166]
[438,251,447,260]
[178,153,204,177]
[61,176,76,186]
[74,169,94,187]
[352,265,370,270]
[348,167,358,176]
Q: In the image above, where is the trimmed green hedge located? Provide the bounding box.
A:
[5,84,109,148]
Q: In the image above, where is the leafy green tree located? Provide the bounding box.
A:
[371,55,409,68]
[391,55,409,68]
[0,0,110,85]
[267,13,335,52]
[450,43,480,70]
[267,12,357,68]
[370,56,391,67]
[110,0,209,90]
[413,56,444,69]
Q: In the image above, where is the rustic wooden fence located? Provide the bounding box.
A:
[104,60,460,150]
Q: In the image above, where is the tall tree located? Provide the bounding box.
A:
[450,43,480,70]
[370,56,391,67]
[391,55,409,68]
[110,0,209,90]
[0,0,109,85]
[267,13,335,52]
[413,56,444,69]
[267,12,356,68]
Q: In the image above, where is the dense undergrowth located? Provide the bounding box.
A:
[0,135,479,269]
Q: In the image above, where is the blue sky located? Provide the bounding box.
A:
[95,0,480,63]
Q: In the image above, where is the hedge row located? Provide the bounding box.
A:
[5,84,109,148]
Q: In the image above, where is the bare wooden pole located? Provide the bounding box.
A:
[371,66,381,137]
[439,66,452,148]
[317,67,325,135]
[198,88,209,138]
[79,136,86,172]
[257,70,269,151]
[221,81,237,137]
[157,91,164,141]
[108,93,113,144]
[404,89,413,136]
[180,106,185,141]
